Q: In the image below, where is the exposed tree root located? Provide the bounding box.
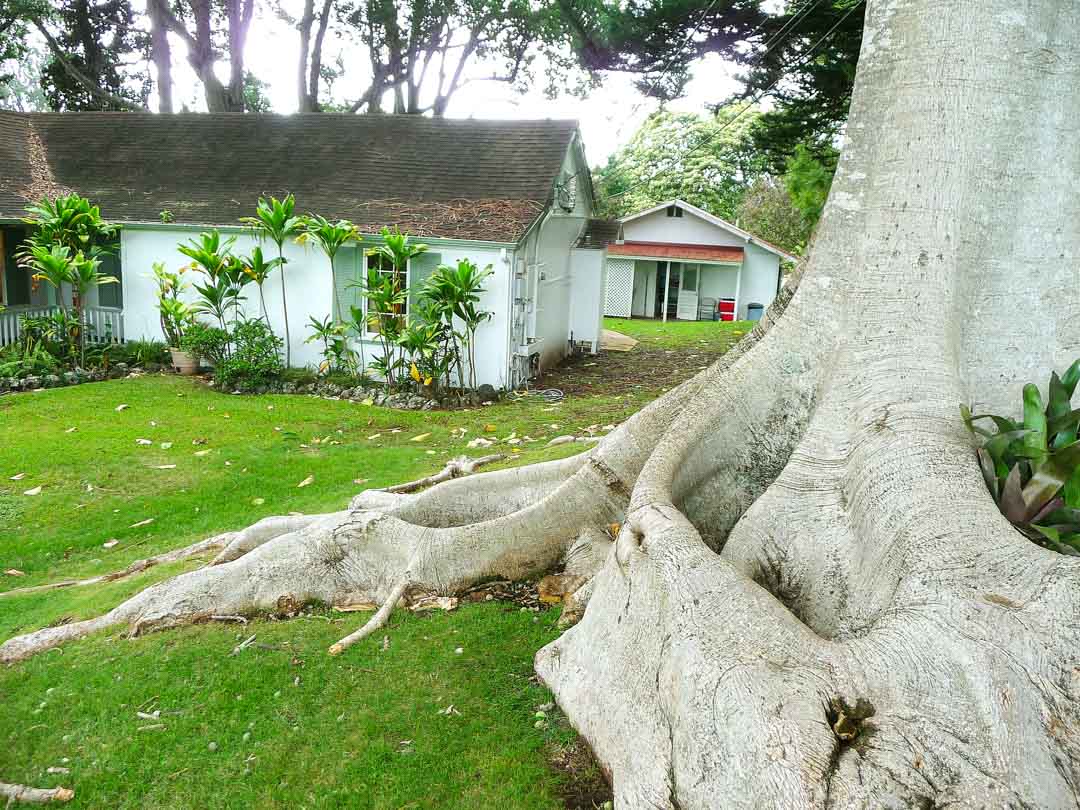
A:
[0,782,74,804]
[329,577,410,655]
[383,453,507,494]
[0,535,226,599]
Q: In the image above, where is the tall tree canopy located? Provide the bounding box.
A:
[594,107,766,221]
[39,0,149,111]
[562,0,862,167]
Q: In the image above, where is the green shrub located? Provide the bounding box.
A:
[215,319,284,390]
[119,339,170,367]
[963,359,1080,555]
[0,342,60,377]
[180,322,230,367]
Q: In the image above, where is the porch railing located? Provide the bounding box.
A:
[0,305,125,348]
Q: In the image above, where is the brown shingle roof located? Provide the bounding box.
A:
[0,112,580,243]
[575,218,620,249]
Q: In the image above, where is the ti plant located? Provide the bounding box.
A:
[237,246,283,322]
[963,360,1080,555]
[23,243,117,366]
[241,195,305,367]
[298,216,361,324]
[304,315,355,376]
[178,230,249,335]
[152,262,194,348]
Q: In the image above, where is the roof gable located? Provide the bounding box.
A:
[0,112,580,243]
[620,199,798,261]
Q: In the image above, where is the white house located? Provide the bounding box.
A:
[0,112,607,390]
[599,199,797,322]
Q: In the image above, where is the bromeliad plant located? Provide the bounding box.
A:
[963,360,1080,555]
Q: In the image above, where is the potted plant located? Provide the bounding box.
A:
[153,262,198,374]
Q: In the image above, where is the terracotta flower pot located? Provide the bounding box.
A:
[169,348,198,376]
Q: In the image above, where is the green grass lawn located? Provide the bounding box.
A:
[603,316,752,349]
[0,321,731,808]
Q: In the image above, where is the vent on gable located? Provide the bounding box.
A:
[666,205,683,218]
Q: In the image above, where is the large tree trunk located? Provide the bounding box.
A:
[5,1,1080,806]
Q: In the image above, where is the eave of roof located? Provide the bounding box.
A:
[619,198,799,262]
[607,241,745,264]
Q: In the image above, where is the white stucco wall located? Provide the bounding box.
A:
[698,265,740,306]
[569,248,605,350]
[530,213,586,370]
[736,243,781,319]
[120,227,513,387]
[622,209,744,247]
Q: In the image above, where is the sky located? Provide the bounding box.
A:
[162,4,747,166]
[1,3,749,167]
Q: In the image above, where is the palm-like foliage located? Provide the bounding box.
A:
[23,243,117,365]
[304,315,355,376]
[178,231,247,332]
[237,246,283,321]
[152,262,195,348]
[20,194,117,259]
[421,259,493,391]
[963,359,1080,554]
[298,216,361,323]
[359,264,408,388]
[240,195,305,367]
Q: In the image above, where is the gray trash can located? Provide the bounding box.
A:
[746,302,764,321]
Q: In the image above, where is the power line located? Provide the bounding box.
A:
[599,0,864,203]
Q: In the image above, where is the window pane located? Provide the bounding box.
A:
[2,227,30,305]
[97,249,123,308]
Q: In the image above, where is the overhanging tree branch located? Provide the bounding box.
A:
[32,16,146,111]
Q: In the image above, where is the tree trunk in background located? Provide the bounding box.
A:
[4,2,1080,807]
[148,0,173,113]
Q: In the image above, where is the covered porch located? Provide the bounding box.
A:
[603,241,745,322]
[0,225,125,347]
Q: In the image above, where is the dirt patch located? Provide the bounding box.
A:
[536,332,743,398]
[549,736,613,809]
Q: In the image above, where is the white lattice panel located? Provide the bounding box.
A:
[603,258,634,317]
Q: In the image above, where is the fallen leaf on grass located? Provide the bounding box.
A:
[153,464,177,470]
[160,442,173,450]
[332,602,378,613]
[10,473,25,480]
[193,449,211,457]
[136,438,152,446]
[297,475,314,488]
[115,403,129,412]
[353,478,369,486]
[437,704,461,717]
[360,398,374,406]
[367,434,381,440]
[4,569,25,577]
[103,540,119,549]
[483,424,497,433]
[23,486,42,496]
[130,518,154,528]
[410,433,431,442]
[252,497,265,506]
[65,427,77,433]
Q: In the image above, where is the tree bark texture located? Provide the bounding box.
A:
[4,1,1080,806]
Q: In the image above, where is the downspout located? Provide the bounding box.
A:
[502,246,514,390]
